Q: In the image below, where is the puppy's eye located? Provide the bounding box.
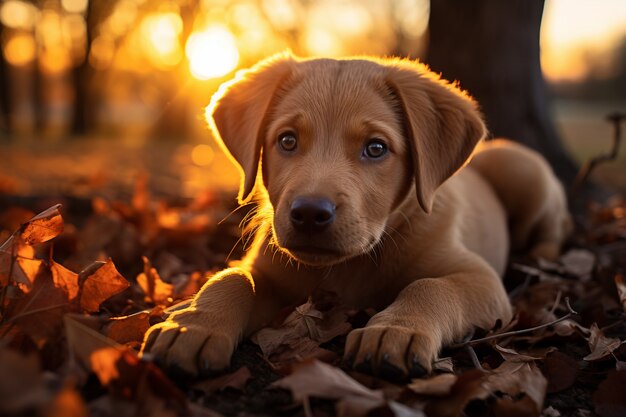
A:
[363,139,388,159]
[278,132,297,152]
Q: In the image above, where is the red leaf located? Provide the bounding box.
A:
[20,204,64,245]
[79,260,129,313]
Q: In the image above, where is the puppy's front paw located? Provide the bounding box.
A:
[344,325,437,381]
[141,309,236,376]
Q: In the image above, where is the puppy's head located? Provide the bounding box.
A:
[209,53,485,266]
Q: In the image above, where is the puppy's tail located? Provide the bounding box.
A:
[469,139,572,260]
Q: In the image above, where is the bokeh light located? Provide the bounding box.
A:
[4,34,37,66]
[140,13,184,69]
[186,25,239,80]
[0,0,38,30]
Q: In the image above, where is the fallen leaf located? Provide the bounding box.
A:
[6,268,73,341]
[560,249,595,280]
[0,235,43,288]
[494,344,548,362]
[20,204,64,245]
[105,311,151,345]
[137,256,174,306]
[45,384,87,417]
[544,351,579,393]
[64,315,188,414]
[273,359,385,416]
[425,360,547,417]
[253,297,351,359]
[79,259,129,313]
[192,366,252,394]
[51,260,80,301]
[584,323,623,361]
[408,373,458,396]
[484,361,547,415]
[0,348,51,414]
[593,370,626,417]
[432,357,455,373]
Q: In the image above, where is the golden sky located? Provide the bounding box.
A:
[541,0,626,81]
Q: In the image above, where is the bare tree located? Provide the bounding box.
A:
[427,0,579,185]
[0,20,10,135]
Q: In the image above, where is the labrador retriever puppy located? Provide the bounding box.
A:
[141,53,570,379]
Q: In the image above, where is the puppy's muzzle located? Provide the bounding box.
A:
[289,196,336,234]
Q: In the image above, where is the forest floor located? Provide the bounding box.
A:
[0,138,625,417]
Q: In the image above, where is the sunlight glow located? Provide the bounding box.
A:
[140,13,183,68]
[191,144,215,166]
[4,34,36,66]
[186,25,239,80]
[0,0,38,30]
[61,0,88,14]
[541,0,626,81]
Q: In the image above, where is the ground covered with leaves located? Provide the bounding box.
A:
[1,177,626,417]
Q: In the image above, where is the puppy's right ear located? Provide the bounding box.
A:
[208,53,295,204]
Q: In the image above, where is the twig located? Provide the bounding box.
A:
[467,297,578,346]
[573,112,625,191]
[465,344,487,372]
[302,395,314,417]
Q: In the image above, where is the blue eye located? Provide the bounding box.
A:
[363,139,388,159]
[278,132,297,152]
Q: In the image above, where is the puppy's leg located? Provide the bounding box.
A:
[470,139,572,260]
[345,251,512,379]
[141,267,278,376]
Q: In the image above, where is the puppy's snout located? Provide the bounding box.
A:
[290,197,336,234]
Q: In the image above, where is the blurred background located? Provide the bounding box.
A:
[0,0,624,201]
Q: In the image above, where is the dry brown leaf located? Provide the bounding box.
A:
[0,348,51,414]
[494,344,549,362]
[408,373,458,396]
[253,297,351,358]
[0,235,43,288]
[273,359,385,415]
[593,370,626,417]
[20,204,64,245]
[192,366,252,394]
[137,256,174,306]
[64,314,188,413]
[425,360,547,417]
[105,311,152,345]
[560,249,595,280]
[79,259,129,313]
[544,351,579,393]
[51,260,80,301]
[485,361,547,414]
[6,269,73,341]
[585,323,623,361]
[45,384,88,417]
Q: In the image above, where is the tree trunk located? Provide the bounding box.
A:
[426,0,579,185]
[71,0,94,136]
[0,21,10,135]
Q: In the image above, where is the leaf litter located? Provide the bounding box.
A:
[0,182,625,417]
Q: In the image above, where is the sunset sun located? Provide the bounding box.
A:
[185,25,239,80]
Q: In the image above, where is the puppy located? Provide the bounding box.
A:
[141,53,570,379]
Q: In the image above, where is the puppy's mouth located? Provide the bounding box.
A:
[283,245,348,266]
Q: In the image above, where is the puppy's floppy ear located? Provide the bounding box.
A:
[385,60,486,213]
[208,53,295,204]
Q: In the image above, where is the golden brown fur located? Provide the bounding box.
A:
[141,53,570,379]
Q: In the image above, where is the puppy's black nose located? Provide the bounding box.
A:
[290,197,336,233]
